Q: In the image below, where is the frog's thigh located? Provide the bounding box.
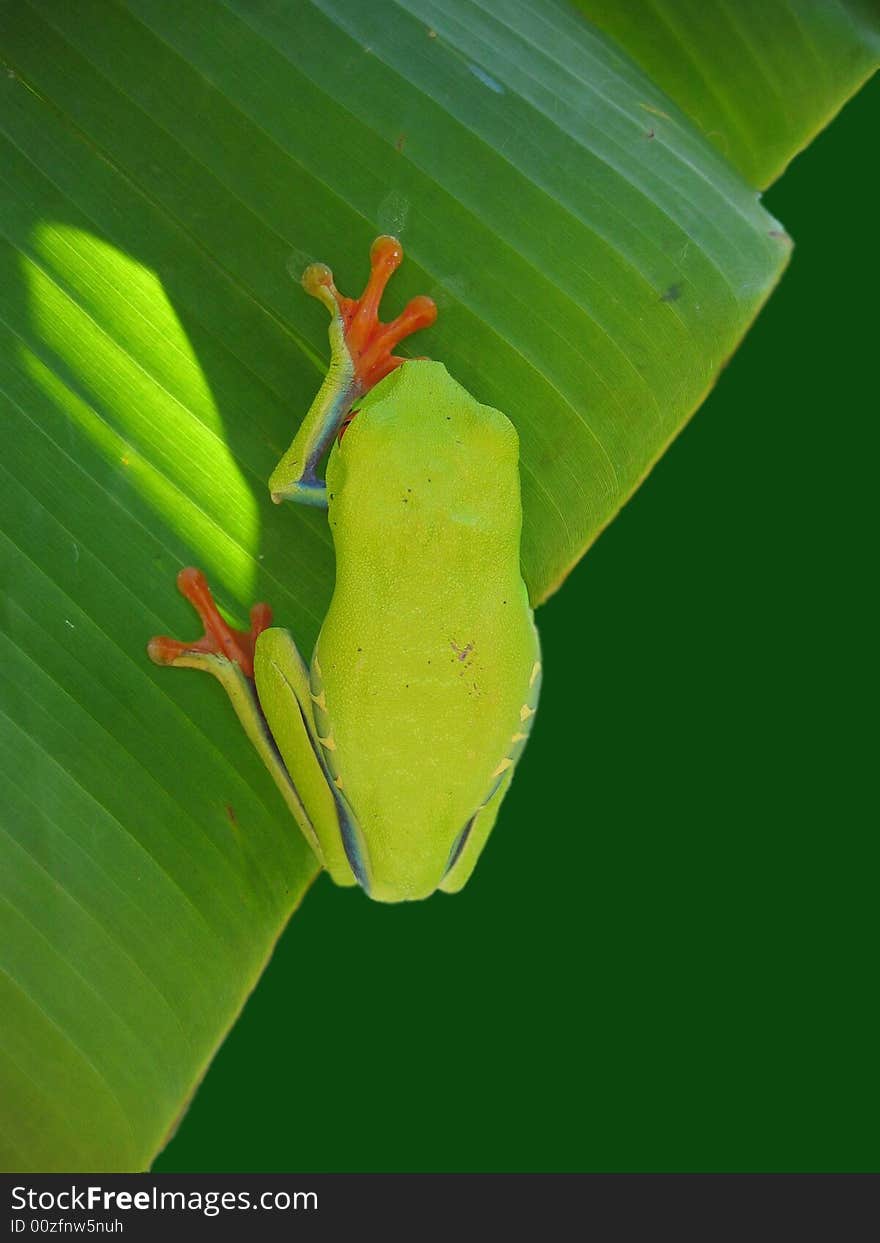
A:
[255,628,357,887]
[439,770,514,895]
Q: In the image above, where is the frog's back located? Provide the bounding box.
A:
[316,361,539,901]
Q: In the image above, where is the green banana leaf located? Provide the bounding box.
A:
[576,0,880,188]
[0,0,875,1171]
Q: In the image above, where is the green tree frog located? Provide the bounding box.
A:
[149,237,541,901]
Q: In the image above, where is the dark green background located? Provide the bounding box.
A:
[157,75,878,1173]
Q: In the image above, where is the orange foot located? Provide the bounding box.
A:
[303,235,437,392]
[147,568,271,680]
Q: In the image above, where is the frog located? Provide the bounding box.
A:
[148,236,541,901]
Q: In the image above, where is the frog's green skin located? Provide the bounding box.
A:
[149,238,540,902]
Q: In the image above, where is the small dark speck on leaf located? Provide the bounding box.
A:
[768,229,792,244]
[645,127,655,139]
[395,133,407,153]
[660,283,682,303]
[225,804,238,828]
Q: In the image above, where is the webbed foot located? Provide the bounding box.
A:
[147,568,271,679]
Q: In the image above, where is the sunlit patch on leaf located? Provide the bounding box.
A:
[24,226,260,600]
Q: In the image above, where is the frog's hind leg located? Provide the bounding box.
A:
[254,629,367,891]
[147,568,327,866]
[439,653,543,895]
[439,771,514,895]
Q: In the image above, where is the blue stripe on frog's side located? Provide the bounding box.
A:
[332,790,371,895]
[443,814,477,880]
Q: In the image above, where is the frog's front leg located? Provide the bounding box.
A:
[147,568,357,887]
[268,235,436,506]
